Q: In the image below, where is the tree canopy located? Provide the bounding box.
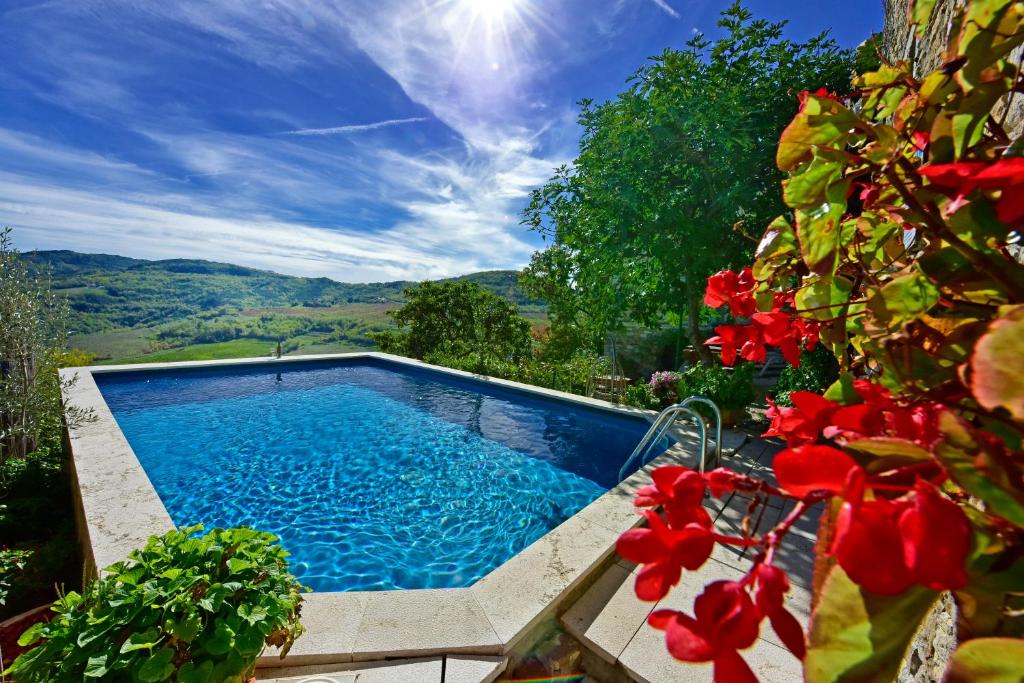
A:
[371,280,532,364]
[521,2,861,362]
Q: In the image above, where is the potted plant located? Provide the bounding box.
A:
[5,525,306,683]
[676,362,755,426]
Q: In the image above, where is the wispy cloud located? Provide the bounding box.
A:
[282,117,429,136]
[650,0,680,19]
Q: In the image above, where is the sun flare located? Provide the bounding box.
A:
[464,0,523,21]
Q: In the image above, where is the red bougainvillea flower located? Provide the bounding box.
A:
[617,510,715,601]
[773,445,971,595]
[919,158,1024,227]
[704,267,757,317]
[648,581,762,683]
[763,393,839,446]
[822,380,943,449]
[752,564,806,659]
[632,466,712,529]
[898,480,970,591]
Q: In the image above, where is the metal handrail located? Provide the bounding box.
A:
[618,403,707,482]
[680,396,722,467]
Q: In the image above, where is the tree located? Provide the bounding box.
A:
[617,1,1024,680]
[0,229,88,466]
[371,280,532,365]
[522,2,856,365]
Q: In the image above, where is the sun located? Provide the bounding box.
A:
[463,0,523,21]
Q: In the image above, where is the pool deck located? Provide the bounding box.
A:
[60,352,808,682]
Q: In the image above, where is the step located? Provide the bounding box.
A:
[561,436,812,683]
[257,655,507,683]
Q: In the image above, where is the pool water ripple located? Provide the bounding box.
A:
[97,361,664,591]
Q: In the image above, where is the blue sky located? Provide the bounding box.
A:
[0,0,882,282]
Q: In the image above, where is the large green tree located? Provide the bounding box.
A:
[371,280,532,364]
[522,3,860,364]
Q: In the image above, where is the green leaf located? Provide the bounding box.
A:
[777,94,861,171]
[795,180,849,275]
[910,0,937,33]
[177,661,214,683]
[946,638,1024,682]
[16,622,46,647]
[137,647,175,682]
[824,373,858,403]
[84,654,110,679]
[867,268,939,330]
[204,621,234,656]
[783,156,844,208]
[935,413,1024,528]
[805,565,939,683]
[970,305,1024,421]
[172,613,203,643]
[119,628,162,653]
[796,275,852,321]
[753,216,799,281]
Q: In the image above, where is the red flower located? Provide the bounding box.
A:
[617,510,715,600]
[704,268,757,317]
[648,581,762,683]
[633,466,712,529]
[763,393,839,446]
[833,497,918,595]
[899,480,970,591]
[919,158,1024,227]
[773,444,861,497]
[752,564,806,659]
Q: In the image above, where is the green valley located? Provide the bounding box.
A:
[27,251,544,364]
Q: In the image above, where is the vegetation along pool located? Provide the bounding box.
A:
[95,358,666,592]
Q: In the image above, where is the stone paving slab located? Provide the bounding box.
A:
[561,431,813,683]
[443,655,508,683]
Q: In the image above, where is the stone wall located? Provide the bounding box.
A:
[883,0,1024,138]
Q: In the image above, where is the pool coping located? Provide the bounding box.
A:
[60,352,707,668]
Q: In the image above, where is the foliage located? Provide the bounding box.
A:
[623,382,658,410]
[0,547,31,607]
[0,230,91,464]
[373,281,533,365]
[648,371,682,406]
[521,2,856,362]
[770,346,839,406]
[6,525,306,683]
[617,2,1024,681]
[677,362,756,412]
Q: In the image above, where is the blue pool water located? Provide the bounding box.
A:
[96,358,663,591]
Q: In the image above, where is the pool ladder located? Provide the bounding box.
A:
[617,396,723,482]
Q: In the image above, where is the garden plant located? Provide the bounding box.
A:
[616,1,1024,680]
[6,526,306,683]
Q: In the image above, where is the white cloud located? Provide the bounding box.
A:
[282,117,429,136]
[650,0,680,19]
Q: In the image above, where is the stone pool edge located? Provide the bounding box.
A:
[59,352,702,668]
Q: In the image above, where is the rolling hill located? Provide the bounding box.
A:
[27,251,543,363]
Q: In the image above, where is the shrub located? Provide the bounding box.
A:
[623,382,658,410]
[676,362,755,414]
[770,346,839,406]
[6,526,306,683]
[0,548,31,607]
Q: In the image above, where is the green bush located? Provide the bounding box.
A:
[677,362,755,414]
[0,547,31,607]
[7,526,306,683]
[770,346,839,406]
[623,382,658,410]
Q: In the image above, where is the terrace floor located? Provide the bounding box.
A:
[561,429,817,683]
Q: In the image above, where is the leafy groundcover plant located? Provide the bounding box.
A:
[617,1,1024,681]
[5,526,306,683]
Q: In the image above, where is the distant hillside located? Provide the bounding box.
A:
[22,250,544,363]
[26,251,538,337]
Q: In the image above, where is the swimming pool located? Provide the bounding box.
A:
[94,357,666,592]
